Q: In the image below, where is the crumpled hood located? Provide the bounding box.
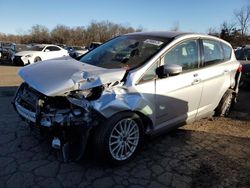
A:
[18,59,126,96]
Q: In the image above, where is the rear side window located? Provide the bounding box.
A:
[221,43,232,60]
[202,40,224,66]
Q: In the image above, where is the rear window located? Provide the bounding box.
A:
[221,43,232,60]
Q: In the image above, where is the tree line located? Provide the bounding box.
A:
[0,21,141,47]
[208,6,250,47]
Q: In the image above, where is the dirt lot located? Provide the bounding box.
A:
[0,64,249,187]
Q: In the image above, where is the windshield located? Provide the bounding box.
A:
[28,45,44,51]
[80,35,170,70]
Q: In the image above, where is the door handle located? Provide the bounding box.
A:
[192,78,201,85]
[193,73,199,77]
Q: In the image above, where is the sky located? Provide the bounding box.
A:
[0,0,249,35]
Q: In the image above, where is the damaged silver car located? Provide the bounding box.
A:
[13,32,241,165]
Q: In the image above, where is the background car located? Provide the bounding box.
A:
[65,46,78,58]
[0,42,16,63]
[65,46,88,58]
[73,46,88,56]
[13,44,69,65]
[88,42,102,51]
[235,45,250,87]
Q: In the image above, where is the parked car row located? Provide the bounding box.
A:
[7,42,102,66]
[13,44,69,65]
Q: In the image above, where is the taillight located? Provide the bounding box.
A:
[237,64,242,72]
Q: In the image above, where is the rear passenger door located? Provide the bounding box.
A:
[196,39,232,117]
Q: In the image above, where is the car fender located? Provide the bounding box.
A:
[91,87,154,119]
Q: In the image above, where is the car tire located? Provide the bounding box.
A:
[215,89,234,117]
[92,112,144,165]
[34,57,41,63]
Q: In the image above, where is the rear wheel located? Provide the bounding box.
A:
[93,112,144,165]
[215,90,234,117]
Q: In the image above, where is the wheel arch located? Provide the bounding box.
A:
[90,109,145,165]
[215,88,234,116]
[93,109,152,134]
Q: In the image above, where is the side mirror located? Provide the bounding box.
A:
[164,64,182,75]
[45,49,50,52]
[156,64,182,78]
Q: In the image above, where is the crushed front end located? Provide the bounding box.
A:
[12,82,104,161]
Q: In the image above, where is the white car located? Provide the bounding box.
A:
[13,32,241,165]
[13,44,69,65]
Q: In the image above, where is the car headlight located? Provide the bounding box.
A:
[25,54,32,58]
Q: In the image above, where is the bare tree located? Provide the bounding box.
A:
[0,20,140,46]
[29,25,50,44]
[207,27,219,36]
[170,21,180,32]
[234,6,250,36]
[51,25,71,44]
[221,21,236,35]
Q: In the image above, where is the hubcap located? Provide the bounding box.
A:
[109,118,139,161]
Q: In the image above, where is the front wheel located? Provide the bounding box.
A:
[34,56,41,63]
[215,90,234,117]
[92,112,144,165]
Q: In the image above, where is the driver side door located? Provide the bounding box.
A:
[155,39,203,129]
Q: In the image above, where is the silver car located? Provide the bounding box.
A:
[13,32,241,165]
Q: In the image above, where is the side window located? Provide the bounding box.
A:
[45,46,52,51]
[139,61,158,84]
[221,43,232,60]
[45,46,60,51]
[202,40,224,66]
[163,40,199,71]
[51,46,60,51]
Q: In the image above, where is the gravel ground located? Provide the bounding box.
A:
[182,88,250,138]
[0,63,22,87]
[0,64,249,188]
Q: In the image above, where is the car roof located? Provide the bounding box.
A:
[125,31,232,47]
[125,31,192,39]
[32,44,62,49]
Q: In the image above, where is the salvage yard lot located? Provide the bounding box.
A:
[0,64,250,187]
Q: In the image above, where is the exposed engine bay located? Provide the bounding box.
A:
[13,82,105,161]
